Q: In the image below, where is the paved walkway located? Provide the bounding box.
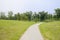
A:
[19,23,44,40]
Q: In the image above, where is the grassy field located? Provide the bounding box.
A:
[0,20,35,40]
[39,21,60,40]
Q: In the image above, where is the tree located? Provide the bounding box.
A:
[0,12,6,19]
[39,11,48,21]
[55,8,60,20]
[8,11,13,20]
[13,14,17,20]
[16,13,21,20]
[47,14,52,19]
[28,11,32,21]
[13,13,21,20]
[23,11,32,21]
[32,12,39,22]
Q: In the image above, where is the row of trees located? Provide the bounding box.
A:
[0,8,60,22]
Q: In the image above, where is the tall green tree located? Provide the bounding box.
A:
[16,13,21,20]
[24,11,32,21]
[55,8,60,20]
[47,14,52,19]
[39,11,48,21]
[32,12,39,22]
[8,11,13,20]
[28,11,32,21]
[13,14,17,20]
[0,12,6,19]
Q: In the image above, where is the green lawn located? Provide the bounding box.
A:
[0,20,35,40]
[39,21,60,40]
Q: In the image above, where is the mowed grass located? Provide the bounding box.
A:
[39,21,60,40]
[0,20,35,40]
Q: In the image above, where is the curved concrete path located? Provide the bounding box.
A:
[19,23,44,40]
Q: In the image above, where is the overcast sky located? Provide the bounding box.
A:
[0,0,60,14]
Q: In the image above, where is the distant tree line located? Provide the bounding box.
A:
[0,8,60,22]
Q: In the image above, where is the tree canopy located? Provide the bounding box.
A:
[0,8,60,22]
